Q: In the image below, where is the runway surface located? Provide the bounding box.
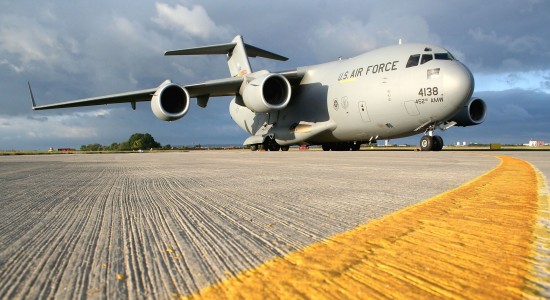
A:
[0,151,547,298]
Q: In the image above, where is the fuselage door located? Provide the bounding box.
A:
[358,101,371,122]
[404,100,420,116]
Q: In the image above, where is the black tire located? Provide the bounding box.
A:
[432,136,444,151]
[269,144,281,151]
[351,142,361,151]
[322,144,331,151]
[250,144,258,151]
[420,136,433,151]
[334,143,350,151]
[280,145,289,151]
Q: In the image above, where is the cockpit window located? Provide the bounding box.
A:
[420,54,433,64]
[406,54,420,68]
[434,53,453,60]
[407,51,455,68]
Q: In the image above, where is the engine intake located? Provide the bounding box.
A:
[240,73,291,113]
[151,82,190,121]
[450,97,486,126]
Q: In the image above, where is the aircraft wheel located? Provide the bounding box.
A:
[250,144,258,151]
[269,144,281,151]
[322,144,331,151]
[333,143,347,151]
[420,136,434,151]
[433,136,444,151]
[281,145,289,151]
[351,142,361,151]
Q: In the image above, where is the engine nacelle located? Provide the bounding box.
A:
[151,82,190,121]
[240,73,291,113]
[450,97,487,127]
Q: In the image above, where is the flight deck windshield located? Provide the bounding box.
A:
[406,51,455,68]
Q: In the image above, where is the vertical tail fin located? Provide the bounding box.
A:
[227,35,252,77]
[165,35,288,77]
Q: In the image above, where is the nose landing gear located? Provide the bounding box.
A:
[420,135,444,151]
[418,123,445,151]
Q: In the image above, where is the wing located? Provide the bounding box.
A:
[30,85,157,110]
[29,78,244,111]
[30,70,305,110]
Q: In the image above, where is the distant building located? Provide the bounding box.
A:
[456,141,468,146]
[528,140,545,147]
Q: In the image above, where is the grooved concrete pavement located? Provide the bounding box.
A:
[0,151,509,298]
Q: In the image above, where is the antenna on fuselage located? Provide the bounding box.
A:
[399,38,403,45]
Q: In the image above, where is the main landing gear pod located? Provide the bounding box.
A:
[250,137,290,151]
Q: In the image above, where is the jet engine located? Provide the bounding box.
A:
[151,82,190,121]
[240,73,291,113]
[450,97,486,126]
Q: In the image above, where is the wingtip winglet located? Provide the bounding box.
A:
[28,81,37,110]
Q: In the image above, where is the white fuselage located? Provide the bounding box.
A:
[230,43,474,145]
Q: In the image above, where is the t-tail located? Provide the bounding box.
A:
[164,35,288,77]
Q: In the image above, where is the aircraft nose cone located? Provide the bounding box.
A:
[445,62,474,106]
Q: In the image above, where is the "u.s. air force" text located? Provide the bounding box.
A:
[338,61,399,81]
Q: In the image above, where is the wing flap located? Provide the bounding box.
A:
[185,77,244,98]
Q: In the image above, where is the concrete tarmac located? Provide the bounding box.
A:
[0,151,546,298]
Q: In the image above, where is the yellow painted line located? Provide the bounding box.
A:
[525,162,550,296]
[338,78,357,83]
[183,156,543,299]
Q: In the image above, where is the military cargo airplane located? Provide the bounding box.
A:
[30,35,486,151]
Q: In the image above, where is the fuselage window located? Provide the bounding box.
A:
[435,53,453,60]
[420,54,433,64]
[406,54,420,68]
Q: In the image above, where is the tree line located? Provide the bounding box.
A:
[80,133,165,151]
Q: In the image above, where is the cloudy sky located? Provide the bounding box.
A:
[1,0,549,149]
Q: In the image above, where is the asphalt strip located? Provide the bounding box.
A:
[183,155,549,299]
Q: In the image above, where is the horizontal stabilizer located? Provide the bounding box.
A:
[166,35,288,77]
[165,42,288,61]
[165,43,237,56]
[243,44,288,61]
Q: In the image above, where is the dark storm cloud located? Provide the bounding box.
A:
[439,89,550,145]
[0,0,549,149]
